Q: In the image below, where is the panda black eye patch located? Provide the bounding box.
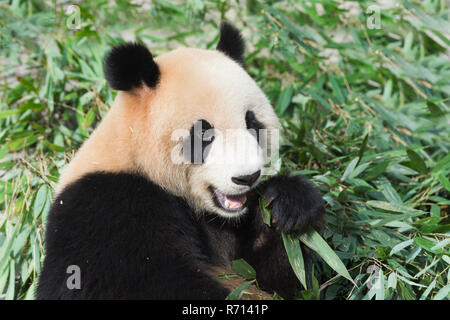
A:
[183,119,215,164]
[245,110,265,145]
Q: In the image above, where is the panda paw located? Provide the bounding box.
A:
[261,175,325,234]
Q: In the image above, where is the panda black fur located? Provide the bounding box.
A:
[37,22,325,300]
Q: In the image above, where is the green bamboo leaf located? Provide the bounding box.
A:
[0,267,8,296]
[18,102,46,112]
[414,237,444,255]
[342,158,358,182]
[398,281,415,300]
[414,258,440,279]
[8,136,39,151]
[275,85,293,116]
[442,255,450,265]
[31,234,41,275]
[390,239,414,256]
[231,259,256,280]
[387,273,397,289]
[364,161,390,180]
[83,108,96,129]
[406,148,427,174]
[299,228,355,285]
[259,198,271,227]
[375,269,385,300]
[366,201,424,215]
[433,284,450,300]
[438,174,450,192]
[154,0,185,15]
[328,73,345,105]
[377,178,402,204]
[432,153,450,174]
[24,279,37,300]
[420,280,436,300]
[301,271,319,300]
[0,109,20,119]
[0,224,19,273]
[430,238,450,251]
[225,280,255,300]
[33,184,49,219]
[12,226,31,257]
[430,205,441,217]
[6,260,15,300]
[357,134,369,163]
[426,101,445,118]
[282,233,307,289]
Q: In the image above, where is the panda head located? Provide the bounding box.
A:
[70,22,280,218]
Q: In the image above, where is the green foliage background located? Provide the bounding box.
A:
[0,0,449,300]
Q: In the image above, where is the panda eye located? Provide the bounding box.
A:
[245,110,265,144]
[193,119,214,140]
[183,119,215,164]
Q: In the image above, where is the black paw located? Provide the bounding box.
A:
[260,175,325,234]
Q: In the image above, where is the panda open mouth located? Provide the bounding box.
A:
[211,188,247,212]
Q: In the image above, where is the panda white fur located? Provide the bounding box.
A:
[37,22,325,299]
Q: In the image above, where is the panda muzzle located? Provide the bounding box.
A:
[213,189,247,211]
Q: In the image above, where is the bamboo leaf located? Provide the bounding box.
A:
[342,158,358,182]
[406,148,427,174]
[231,259,256,280]
[275,85,293,116]
[366,201,424,215]
[0,109,20,119]
[299,228,355,285]
[282,233,307,289]
[433,284,450,300]
[390,239,414,256]
[225,280,255,300]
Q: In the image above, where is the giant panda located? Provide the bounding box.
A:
[36,22,325,300]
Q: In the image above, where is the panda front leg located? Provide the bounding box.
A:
[259,175,325,233]
[239,175,325,298]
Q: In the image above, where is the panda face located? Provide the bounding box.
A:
[134,48,280,218]
[186,112,265,217]
[183,112,268,217]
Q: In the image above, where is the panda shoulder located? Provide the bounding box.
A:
[47,172,187,235]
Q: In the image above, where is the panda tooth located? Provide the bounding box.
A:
[224,200,230,208]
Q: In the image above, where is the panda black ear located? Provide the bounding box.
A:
[216,22,245,66]
[104,42,160,91]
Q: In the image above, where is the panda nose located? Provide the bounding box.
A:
[232,170,261,187]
